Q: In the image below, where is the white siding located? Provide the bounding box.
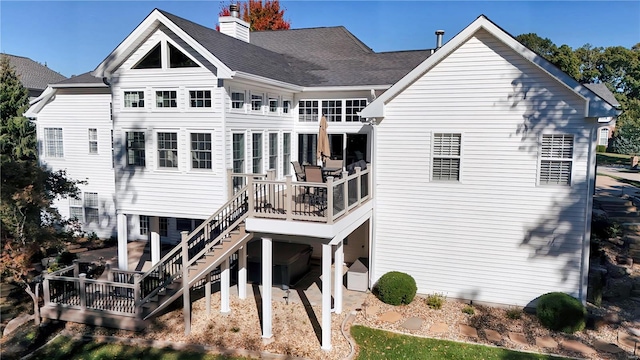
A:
[36,88,116,239]
[372,30,591,307]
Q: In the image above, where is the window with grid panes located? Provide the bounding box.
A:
[269,97,278,113]
[345,99,367,122]
[126,132,145,166]
[84,192,99,224]
[159,217,168,236]
[156,91,177,108]
[124,91,144,108]
[231,91,245,109]
[282,133,291,175]
[189,90,211,108]
[69,197,84,222]
[539,134,573,185]
[432,133,461,181]
[298,100,318,122]
[232,133,245,189]
[191,133,212,169]
[322,100,342,122]
[283,100,291,114]
[157,132,178,168]
[269,133,278,172]
[251,94,263,111]
[599,128,609,146]
[252,133,263,173]
[44,128,64,158]
[139,215,149,236]
[88,128,98,154]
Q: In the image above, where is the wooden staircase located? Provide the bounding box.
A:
[41,186,253,330]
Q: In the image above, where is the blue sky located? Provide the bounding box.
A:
[1,1,638,78]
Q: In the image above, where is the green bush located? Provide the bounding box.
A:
[425,293,445,310]
[462,305,475,315]
[375,271,417,305]
[596,145,607,153]
[506,307,522,320]
[536,292,586,333]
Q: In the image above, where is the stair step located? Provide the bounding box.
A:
[68,247,89,254]
[606,211,640,217]
[594,197,634,205]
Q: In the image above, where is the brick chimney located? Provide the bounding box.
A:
[219,4,250,43]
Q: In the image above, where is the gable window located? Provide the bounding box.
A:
[252,133,263,173]
[84,192,99,224]
[322,100,342,122]
[88,128,98,154]
[44,128,64,158]
[251,94,263,112]
[156,91,177,108]
[599,128,609,146]
[231,91,245,109]
[124,91,145,108]
[133,43,161,69]
[283,100,291,114]
[282,133,291,175]
[269,97,278,113]
[299,100,318,122]
[69,197,84,223]
[191,133,212,169]
[345,99,367,122]
[158,132,178,168]
[139,215,149,236]
[432,133,461,181]
[269,133,278,172]
[168,43,198,68]
[159,217,168,237]
[539,134,573,185]
[189,90,211,108]
[126,131,146,166]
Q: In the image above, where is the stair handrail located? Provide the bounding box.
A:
[136,185,250,305]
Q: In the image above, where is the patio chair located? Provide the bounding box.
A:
[291,161,306,181]
[323,158,343,178]
[304,165,326,206]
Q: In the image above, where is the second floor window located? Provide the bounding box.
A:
[269,133,278,172]
[231,92,245,109]
[432,133,461,181]
[269,97,278,113]
[156,91,177,108]
[124,91,144,108]
[322,100,342,122]
[251,94,263,111]
[539,134,573,185]
[299,100,318,122]
[44,128,64,158]
[191,133,212,169]
[88,128,98,154]
[345,99,367,122]
[283,100,291,114]
[126,131,145,166]
[190,90,211,108]
[252,133,263,173]
[157,132,178,168]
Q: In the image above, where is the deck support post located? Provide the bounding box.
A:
[117,213,128,270]
[238,246,247,300]
[261,237,273,339]
[321,243,332,350]
[78,273,87,310]
[150,216,160,265]
[334,240,344,314]
[221,257,230,313]
[205,273,212,315]
[181,231,191,335]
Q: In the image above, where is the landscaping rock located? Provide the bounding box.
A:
[484,329,502,343]
[400,317,423,331]
[428,322,448,334]
[2,313,33,337]
[459,324,478,339]
[378,311,402,323]
[603,278,633,299]
[616,254,633,266]
[619,334,640,348]
[592,340,624,354]
[508,332,528,346]
[365,305,379,317]
[561,339,596,355]
[535,336,558,348]
[604,312,621,324]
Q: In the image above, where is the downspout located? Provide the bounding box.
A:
[579,123,596,304]
[368,116,378,290]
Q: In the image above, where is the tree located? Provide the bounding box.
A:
[610,98,640,156]
[516,33,558,60]
[0,55,83,323]
[217,0,291,31]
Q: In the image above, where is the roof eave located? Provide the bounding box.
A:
[302,84,391,92]
[52,82,108,88]
[232,71,303,91]
[24,86,57,118]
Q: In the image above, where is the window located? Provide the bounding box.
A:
[299,100,318,122]
[44,128,64,158]
[126,132,146,166]
[191,133,212,169]
[157,132,178,168]
[345,99,367,122]
[282,133,291,175]
[69,197,83,223]
[599,128,610,146]
[189,90,211,108]
[283,100,291,114]
[269,133,278,172]
[298,134,317,165]
[87,128,98,154]
[176,218,192,232]
[84,192,99,224]
[168,43,198,68]
[432,133,461,181]
[539,134,573,185]
[139,215,149,236]
[269,97,278,113]
[231,91,245,109]
[124,91,145,108]
[133,43,161,69]
[232,133,245,174]
[251,93,263,111]
[322,100,342,122]
[159,217,168,237]
[252,133,263,173]
[156,91,177,108]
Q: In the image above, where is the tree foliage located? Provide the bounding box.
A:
[218,0,290,31]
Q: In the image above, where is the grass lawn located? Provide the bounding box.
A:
[351,326,569,360]
[28,335,249,360]
[596,152,631,166]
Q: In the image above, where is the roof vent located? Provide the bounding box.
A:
[229,4,239,18]
[435,30,445,49]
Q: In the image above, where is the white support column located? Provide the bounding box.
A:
[205,273,212,315]
[334,240,344,314]
[261,237,273,339]
[321,243,332,350]
[221,258,230,313]
[238,246,247,300]
[150,216,160,265]
[117,213,128,270]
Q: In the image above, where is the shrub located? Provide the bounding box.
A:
[375,271,417,305]
[536,292,586,333]
[596,145,607,153]
[462,305,475,315]
[56,251,77,266]
[506,307,522,320]
[425,293,445,310]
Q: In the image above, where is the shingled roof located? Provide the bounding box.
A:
[1,54,66,92]
[54,71,105,86]
[158,10,432,87]
[584,83,620,108]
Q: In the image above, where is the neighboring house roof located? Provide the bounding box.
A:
[1,53,66,91]
[584,83,621,108]
[360,15,620,119]
[53,71,106,87]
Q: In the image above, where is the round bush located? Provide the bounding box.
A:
[375,271,417,305]
[536,292,586,333]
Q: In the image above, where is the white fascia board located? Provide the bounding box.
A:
[232,71,303,91]
[302,84,391,92]
[24,86,56,117]
[51,83,108,89]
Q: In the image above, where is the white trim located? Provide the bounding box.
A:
[233,71,302,91]
[51,82,107,88]
[430,132,462,183]
[302,84,390,92]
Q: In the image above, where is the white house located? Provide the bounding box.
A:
[28,8,620,350]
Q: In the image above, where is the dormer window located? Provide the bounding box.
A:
[133,43,161,69]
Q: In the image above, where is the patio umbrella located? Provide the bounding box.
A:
[317,115,331,164]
